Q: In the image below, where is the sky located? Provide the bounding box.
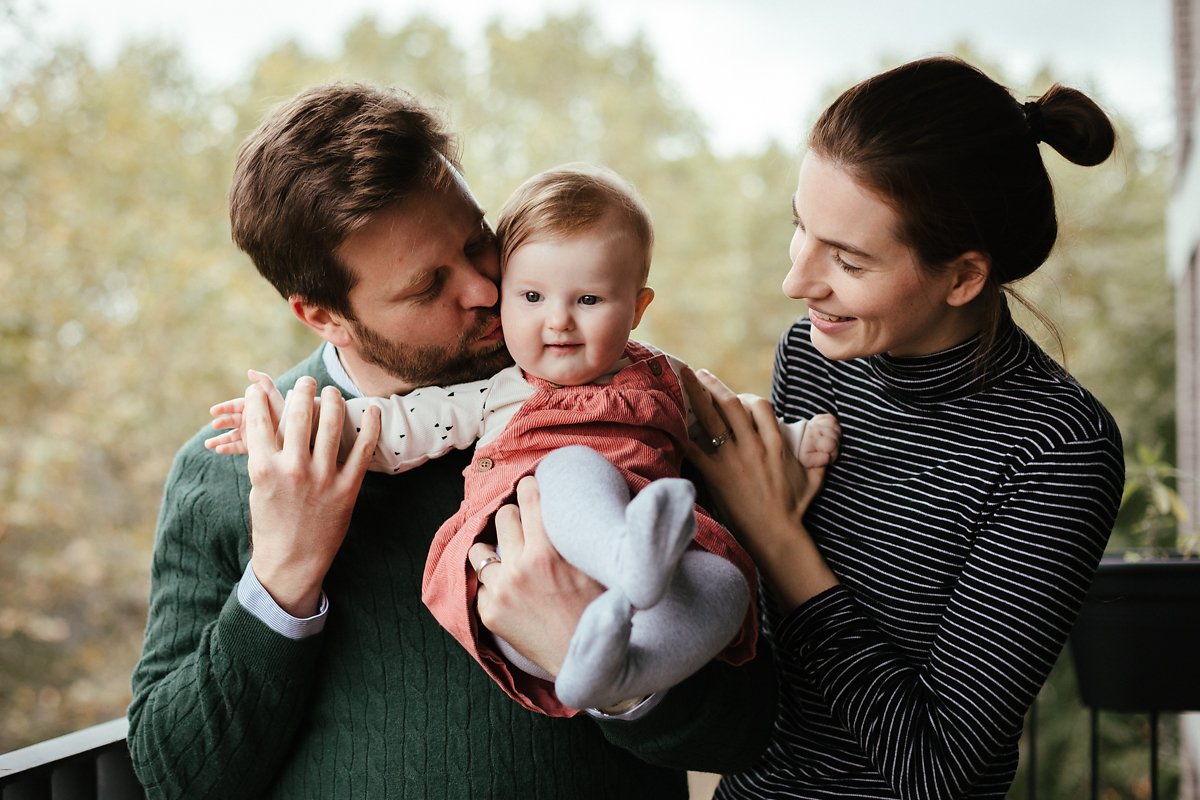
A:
[14,0,1175,155]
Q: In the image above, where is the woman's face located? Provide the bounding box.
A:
[784,152,983,360]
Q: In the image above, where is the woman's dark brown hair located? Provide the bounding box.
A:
[809,56,1116,364]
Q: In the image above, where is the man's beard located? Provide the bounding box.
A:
[347,313,513,387]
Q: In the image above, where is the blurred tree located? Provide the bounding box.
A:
[459,12,797,394]
[0,28,290,750]
[215,9,801,392]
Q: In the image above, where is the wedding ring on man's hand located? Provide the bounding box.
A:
[475,554,502,579]
[710,429,733,449]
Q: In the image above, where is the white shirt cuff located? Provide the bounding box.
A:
[237,562,329,640]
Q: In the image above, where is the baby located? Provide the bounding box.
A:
[210,164,838,715]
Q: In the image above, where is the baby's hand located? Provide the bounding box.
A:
[798,413,840,468]
[205,370,284,455]
[206,396,249,454]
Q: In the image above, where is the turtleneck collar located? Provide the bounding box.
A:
[863,304,1033,402]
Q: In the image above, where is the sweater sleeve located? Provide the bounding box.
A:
[126,435,325,800]
[593,632,778,772]
[773,436,1124,799]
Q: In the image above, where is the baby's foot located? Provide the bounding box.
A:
[618,478,696,609]
[554,589,634,709]
[533,445,696,607]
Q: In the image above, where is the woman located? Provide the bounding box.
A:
[684,56,1125,799]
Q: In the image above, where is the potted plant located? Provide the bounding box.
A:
[1070,443,1200,713]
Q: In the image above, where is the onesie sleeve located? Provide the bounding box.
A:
[340,370,525,474]
[593,638,777,772]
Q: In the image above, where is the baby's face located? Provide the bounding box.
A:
[500,221,652,386]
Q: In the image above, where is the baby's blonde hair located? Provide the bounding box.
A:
[495,164,654,285]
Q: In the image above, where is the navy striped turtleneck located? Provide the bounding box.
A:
[717,312,1124,800]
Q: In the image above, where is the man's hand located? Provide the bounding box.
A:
[244,376,381,617]
[469,476,604,676]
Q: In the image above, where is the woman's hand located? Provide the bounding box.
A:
[683,367,818,543]
[468,476,604,677]
[682,367,838,609]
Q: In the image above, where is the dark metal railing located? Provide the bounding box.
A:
[1070,556,1200,800]
[0,705,1189,798]
[0,719,144,800]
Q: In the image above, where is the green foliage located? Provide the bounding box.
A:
[1113,443,1198,555]
[0,13,1180,796]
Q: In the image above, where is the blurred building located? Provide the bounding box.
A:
[1173,0,1200,548]
[1168,0,1200,795]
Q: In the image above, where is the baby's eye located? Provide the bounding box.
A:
[524,291,542,302]
[579,295,600,306]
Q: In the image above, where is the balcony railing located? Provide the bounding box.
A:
[0,719,143,800]
[0,707,1194,799]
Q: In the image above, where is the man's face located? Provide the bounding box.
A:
[334,183,513,392]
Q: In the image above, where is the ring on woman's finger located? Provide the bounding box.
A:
[710,428,733,449]
[475,554,502,579]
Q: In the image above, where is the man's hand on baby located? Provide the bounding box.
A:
[797,413,840,468]
[205,369,285,455]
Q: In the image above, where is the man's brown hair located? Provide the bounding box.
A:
[229,83,460,316]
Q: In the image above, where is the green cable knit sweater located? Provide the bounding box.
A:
[127,347,776,799]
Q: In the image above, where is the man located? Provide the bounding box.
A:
[127,82,775,799]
